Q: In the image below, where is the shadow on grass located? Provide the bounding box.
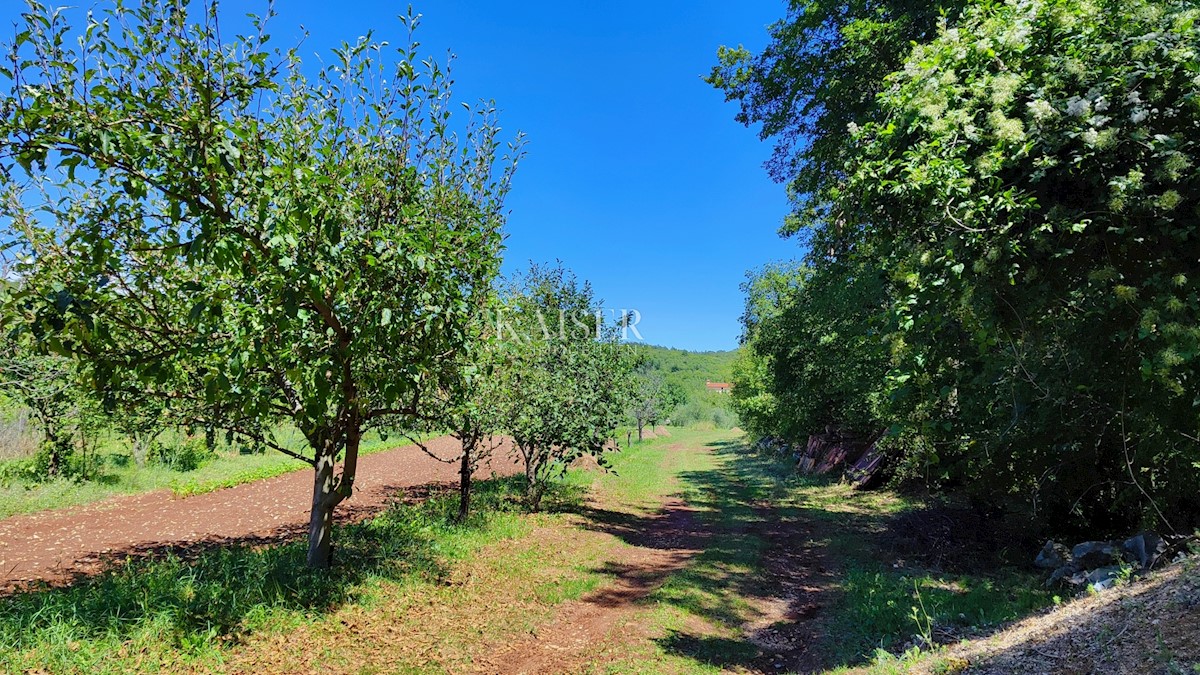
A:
[572,436,1052,673]
[657,632,762,668]
[557,436,847,671]
[0,475,531,661]
[655,438,852,672]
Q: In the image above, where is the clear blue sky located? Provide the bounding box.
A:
[268,1,796,351]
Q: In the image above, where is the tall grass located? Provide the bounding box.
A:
[0,403,39,461]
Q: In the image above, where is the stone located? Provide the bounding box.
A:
[1121,531,1165,571]
[1071,541,1122,569]
[1087,566,1123,591]
[1087,566,1122,584]
[1046,562,1082,587]
[1035,540,1072,569]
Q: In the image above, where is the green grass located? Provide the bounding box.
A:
[534,575,603,604]
[0,474,533,674]
[0,430,438,519]
[780,470,1052,668]
[828,568,1050,660]
[583,431,1052,672]
[0,426,1055,673]
[561,428,771,671]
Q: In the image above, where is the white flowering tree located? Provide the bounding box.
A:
[828,0,1200,528]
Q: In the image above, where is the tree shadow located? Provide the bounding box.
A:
[930,563,1200,673]
[565,436,1048,673]
[0,475,527,655]
[538,481,590,513]
[659,439,857,672]
[557,437,863,672]
[649,438,1055,673]
[570,501,711,551]
[656,632,762,668]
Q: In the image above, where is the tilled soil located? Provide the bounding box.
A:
[0,435,521,591]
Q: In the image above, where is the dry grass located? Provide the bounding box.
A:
[0,405,40,461]
[937,559,1200,674]
[222,428,735,675]
[844,556,1200,675]
[219,514,621,674]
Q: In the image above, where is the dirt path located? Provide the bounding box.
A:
[475,435,841,674]
[478,495,710,673]
[0,436,520,591]
[740,501,840,673]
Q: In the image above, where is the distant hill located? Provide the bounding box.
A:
[634,344,736,396]
[632,345,738,427]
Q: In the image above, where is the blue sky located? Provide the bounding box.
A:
[260,2,795,351]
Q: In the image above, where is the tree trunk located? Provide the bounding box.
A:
[520,444,544,511]
[457,443,472,523]
[43,435,67,478]
[45,446,62,477]
[34,404,64,478]
[528,480,545,512]
[306,448,337,568]
[637,420,644,442]
[305,423,362,568]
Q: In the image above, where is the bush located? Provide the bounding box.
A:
[726,0,1200,534]
[147,436,215,472]
[710,407,736,429]
[0,456,41,485]
[670,392,739,430]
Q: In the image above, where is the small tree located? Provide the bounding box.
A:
[0,280,107,478]
[446,380,504,523]
[410,309,506,523]
[0,2,520,567]
[495,264,635,511]
[628,370,669,442]
[0,346,93,477]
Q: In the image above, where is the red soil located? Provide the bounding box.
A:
[0,435,521,591]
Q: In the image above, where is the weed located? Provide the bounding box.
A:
[910,579,935,648]
[534,576,601,604]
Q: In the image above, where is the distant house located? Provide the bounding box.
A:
[705,380,732,394]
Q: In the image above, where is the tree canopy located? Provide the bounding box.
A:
[708,0,967,236]
[495,263,636,511]
[720,0,1200,534]
[0,1,521,566]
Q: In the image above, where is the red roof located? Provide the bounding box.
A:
[705,381,732,390]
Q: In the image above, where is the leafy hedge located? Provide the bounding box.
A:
[725,0,1200,534]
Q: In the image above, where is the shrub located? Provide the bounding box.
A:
[147,436,216,473]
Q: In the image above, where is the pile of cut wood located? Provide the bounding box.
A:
[758,429,887,489]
